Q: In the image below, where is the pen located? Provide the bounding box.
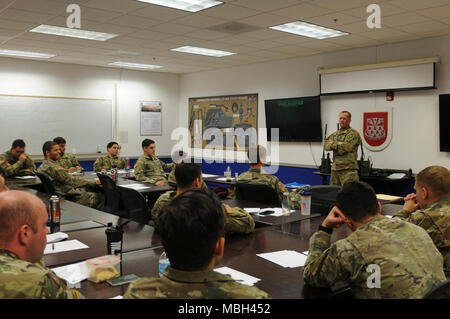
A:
[52,243,55,251]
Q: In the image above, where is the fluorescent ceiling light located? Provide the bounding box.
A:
[108,61,163,69]
[30,25,118,41]
[0,49,56,59]
[270,21,349,39]
[171,46,235,57]
[137,0,222,12]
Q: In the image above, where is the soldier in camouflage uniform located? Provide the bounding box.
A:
[124,189,269,299]
[324,111,361,186]
[53,137,83,173]
[93,141,125,172]
[152,163,254,235]
[304,181,446,298]
[134,139,174,185]
[38,141,104,210]
[0,139,35,177]
[0,191,82,298]
[236,145,301,209]
[393,165,450,276]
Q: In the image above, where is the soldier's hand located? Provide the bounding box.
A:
[403,193,416,201]
[0,160,4,165]
[68,167,77,173]
[96,179,101,185]
[18,154,27,162]
[403,197,419,212]
[155,181,165,186]
[337,142,344,145]
[322,206,346,229]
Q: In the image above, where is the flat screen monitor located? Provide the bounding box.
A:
[265,96,322,142]
[439,94,450,152]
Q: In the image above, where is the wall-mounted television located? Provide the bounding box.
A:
[265,96,322,142]
[439,94,450,152]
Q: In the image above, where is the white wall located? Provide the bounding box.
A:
[179,35,450,173]
[0,58,179,157]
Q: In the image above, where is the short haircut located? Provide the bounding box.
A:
[247,145,266,164]
[0,191,38,243]
[159,189,225,271]
[336,181,379,222]
[107,141,118,150]
[340,111,351,118]
[416,166,450,198]
[53,137,66,145]
[11,139,25,149]
[142,139,155,148]
[42,141,57,157]
[175,163,202,189]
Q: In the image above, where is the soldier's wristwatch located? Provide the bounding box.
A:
[318,225,333,234]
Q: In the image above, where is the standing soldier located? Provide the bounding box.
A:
[134,139,174,186]
[0,139,35,177]
[93,141,125,172]
[53,137,83,173]
[324,111,361,186]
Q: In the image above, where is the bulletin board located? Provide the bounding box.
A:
[188,93,258,150]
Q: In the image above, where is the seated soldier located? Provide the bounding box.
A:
[134,139,174,186]
[0,139,35,177]
[53,137,83,173]
[303,181,446,298]
[236,145,301,209]
[0,168,8,192]
[393,165,450,276]
[93,141,125,172]
[37,141,104,210]
[152,163,254,235]
[167,149,207,190]
[0,190,82,298]
[124,189,269,299]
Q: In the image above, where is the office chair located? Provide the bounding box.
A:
[35,171,56,195]
[423,280,450,299]
[310,185,342,215]
[235,182,280,206]
[117,186,151,225]
[96,173,127,218]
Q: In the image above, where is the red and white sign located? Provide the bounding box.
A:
[362,109,393,151]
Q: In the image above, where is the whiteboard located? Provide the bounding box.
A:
[0,95,113,155]
[320,63,435,95]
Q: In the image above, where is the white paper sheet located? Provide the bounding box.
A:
[257,250,308,268]
[52,261,88,285]
[110,295,123,299]
[202,174,220,178]
[120,183,148,190]
[387,173,406,179]
[118,169,134,174]
[215,267,261,286]
[44,240,89,255]
[14,175,36,179]
[46,232,69,243]
[215,177,234,182]
[244,208,260,214]
[301,251,309,256]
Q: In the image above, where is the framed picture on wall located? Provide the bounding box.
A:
[140,101,162,136]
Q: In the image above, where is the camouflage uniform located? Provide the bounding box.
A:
[303,215,446,298]
[134,155,174,185]
[167,168,208,190]
[38,159,104,210]
[123,266,269,299]
[93,155,125,172]
[324,127,361,186]
[151,191,254,235]
[236,167,301,209]
[393,196,450,276]
[0,151,35,177]
[0,249,81,299]
[58,153,83,172]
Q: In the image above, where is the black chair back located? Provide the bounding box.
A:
[423,280,450,299]
[35,171,56,195]
[311,185,342,215]
[235,182,280,206]
[117,186,151,224]
[96,173,127,218]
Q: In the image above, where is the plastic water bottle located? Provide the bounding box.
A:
[158,251,170,277]
[300,186,312,215]
[282,192,290,214]
[226,166,231,182]
[125,157,130,171]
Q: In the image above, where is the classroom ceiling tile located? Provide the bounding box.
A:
[0,8,55,23]
[381,13,431,27]
[360,28,418,42]
[106,14,164,29]
[83,0,147,13]
[304,12,362,27]
[338,21,371,34]
[396,20,450,34]
[199,3,262,20]
[272,2,333,19]
[0,19,37,31]
[386,0,450,11]
[245,40,285,49]
[9,0,67,15]
[237,13,293,27]
[148,22,198,35]
[232,0,301,12]
[345,3,408,19]
[90,23,140,36]
[310,0,381,11]
[78,6,123,23]
[419,4,450,20]
[126,29,172,40]
[129,4,191,21]
[183,29,229,40]
[171,13,227,28]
